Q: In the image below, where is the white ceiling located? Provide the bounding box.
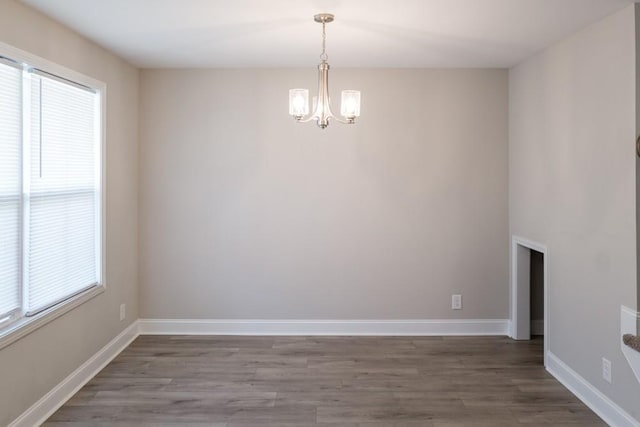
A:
[21,0,633,68]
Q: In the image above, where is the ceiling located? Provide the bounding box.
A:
[21,0,633,68]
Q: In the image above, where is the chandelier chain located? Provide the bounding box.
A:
[320,21,328,62]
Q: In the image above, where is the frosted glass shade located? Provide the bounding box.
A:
[289,88,309,116]
[340,90,360,118]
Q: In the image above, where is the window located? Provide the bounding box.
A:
[0,45,103,340]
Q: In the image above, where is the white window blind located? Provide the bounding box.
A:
[0,48,102,332]
[26,72,100,315]
[0,61,22,322]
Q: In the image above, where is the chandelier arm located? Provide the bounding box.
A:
[296,115,317,123]
[329,115,353,125]
[296,112,353,125]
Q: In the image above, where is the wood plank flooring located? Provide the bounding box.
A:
[44,335,605,426]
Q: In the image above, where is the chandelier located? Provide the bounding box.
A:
[289,13,361,129]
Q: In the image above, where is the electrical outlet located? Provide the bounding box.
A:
[119,303,126,321]
[602,357,612,384]
[452,294,462,310]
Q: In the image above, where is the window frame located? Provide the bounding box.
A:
[0,42,106,350]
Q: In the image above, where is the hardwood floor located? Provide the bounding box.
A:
[44,335,605,426]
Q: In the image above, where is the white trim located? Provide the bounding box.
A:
[0,40,108,350]
[7,317,510,426]
[621,305,640,383]
[0,286,104,351]
[547,352,640,427]
[9,321,139,427]
[12,320,640,427]
[138,318,511,336]
[0,41,105,90]
[511,235,550,367]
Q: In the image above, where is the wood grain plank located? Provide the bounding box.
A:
[42,336,605,426]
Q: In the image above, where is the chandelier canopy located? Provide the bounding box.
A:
[289,13,361,129]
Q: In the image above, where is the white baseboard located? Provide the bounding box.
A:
[9,321,140,427]
[138,318,511,336]
[32,317,640,427]
[8,317,510,425]
[546,352,640,427]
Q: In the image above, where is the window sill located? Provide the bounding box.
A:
[0,285,104,351]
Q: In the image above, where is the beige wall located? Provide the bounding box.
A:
[139,68,509,320]
[9,0,638,422]
[0,0,139,425]
[509,4,639,418]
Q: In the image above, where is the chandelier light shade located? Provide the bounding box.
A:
[340,90,361,119]
[289,13,361,129]
[289,89,309,117]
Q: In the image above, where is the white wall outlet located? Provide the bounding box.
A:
[452,294,462,310]
[119,303,126,321]
[602,357,612,384]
